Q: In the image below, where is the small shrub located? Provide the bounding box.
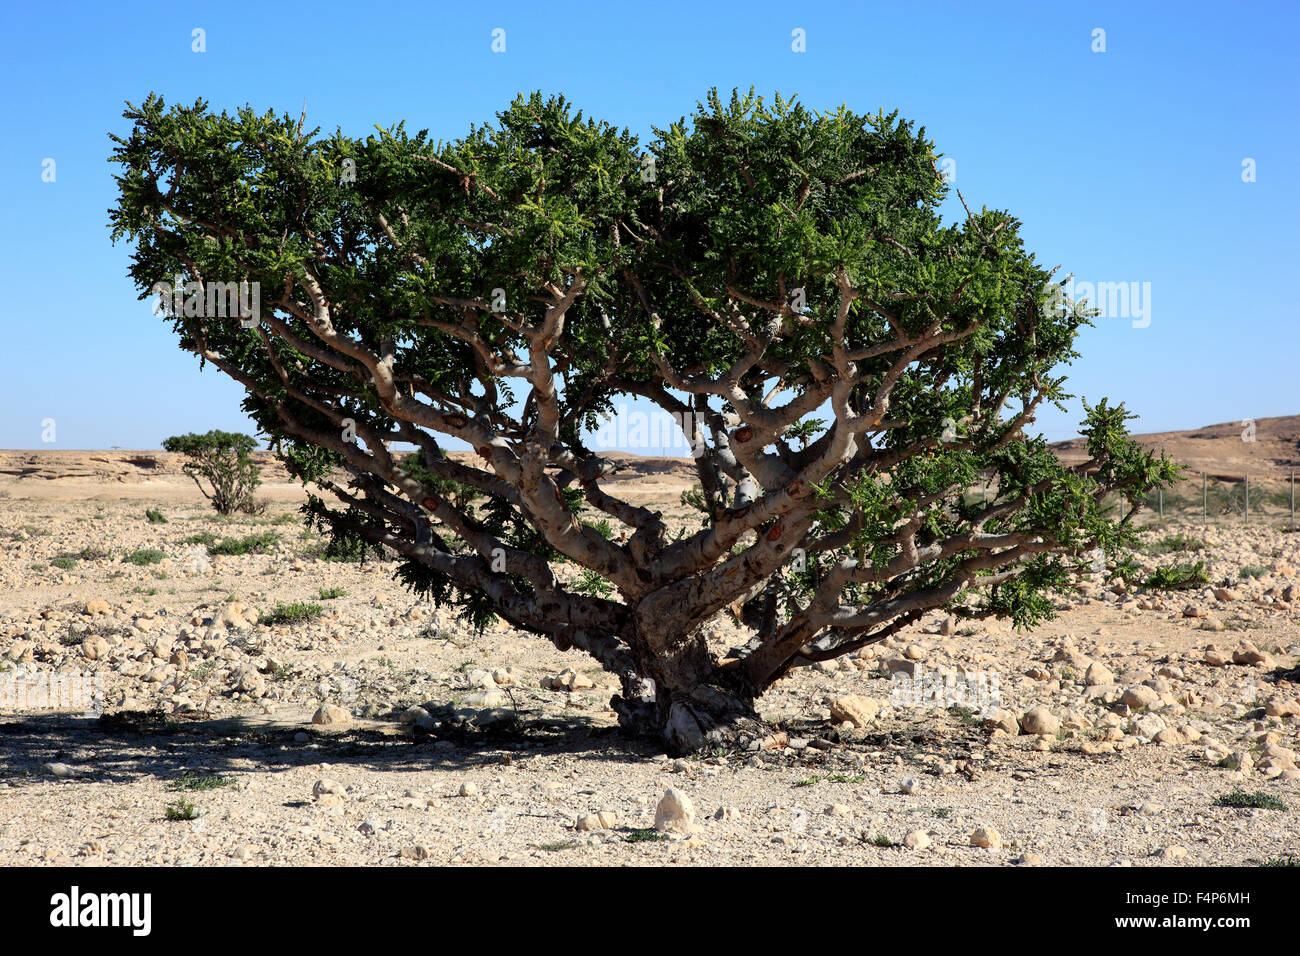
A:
[207,531,279,556]
[1214,788,1287,811]
[164,798,202,821]
[262,601,323,626]
[1147,532,1205,554]
[50,556,77,571]
[124,548,166,566]
[624,829,669,843]
[168,772,235,792]
[1142,561,1209,591]
[318,586,347,600]
[145,508,168,524]
[1239,565,1269,580]
[162,431,262,516]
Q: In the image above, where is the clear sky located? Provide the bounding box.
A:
[1,0,1296,450]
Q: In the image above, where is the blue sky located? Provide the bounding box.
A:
[1,0,1296,450]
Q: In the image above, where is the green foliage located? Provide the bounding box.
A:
[51,556,77,570]
[167,772,235,792]
[145,507,168,524]
[206,531,279,556]
[1214,789,1287,811]
[1147,532,1205,554]
[318,586,347,600]
[164,798,202,820]
[1142,561,1209,591]
[162,430,262,515]
[261,601,323,625]
[124,548,166,566]
[108,88,1182,692]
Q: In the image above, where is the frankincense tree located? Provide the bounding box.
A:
[109,89,1177,752]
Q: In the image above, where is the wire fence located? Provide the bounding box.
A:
[1137,471,1299,526]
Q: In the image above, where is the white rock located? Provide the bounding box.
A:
[653,788,696,834]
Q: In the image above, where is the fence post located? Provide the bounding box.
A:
[1202,472,1207,521]
[1292,469,1295,524]
[1245,475,1249,524]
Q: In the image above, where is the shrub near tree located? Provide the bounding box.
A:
[162,430,263,515]
[111,89,1177,752]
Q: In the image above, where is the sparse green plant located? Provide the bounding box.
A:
[261,601,323,626]
[124,548,166,566]
[1239,565,1268,580]
[318,586,347,600]
[51,556,76,571]
[533,840,579,852]
[145,508,168,524]
[1147,532,1206,554]
[624,829,669,843]
[168,772,235,792]
[1142,561,1209,591]
[869,834,896,848]
[1214,788,1287,811]
[206,531,279,556]
[164,798,202,820]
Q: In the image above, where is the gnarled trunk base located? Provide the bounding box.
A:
[611,673,766,755]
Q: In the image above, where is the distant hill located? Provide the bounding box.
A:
[1050,415,1300,481]
[2,416,1296,488]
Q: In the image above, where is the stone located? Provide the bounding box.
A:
[1121,685,1159,708]
[828,695,881,728]
[982,708,1020,736]
[1156,845,1188,861]
[1132,714,1167,738]
[903,830,931,850]
[458,782,479,797]
[311,704,352,726]
[400,705,431,725]
[44,762,77,779]
[903,644,926,662]
[1153,727,1186,746]
[1084,661,1115,686]
[1203,649,1230,667]
[233,665,265,696]
[399,844,431,860]
[84,600,110,616]
[970,827,1002,849]
[575,813,602,831]
[900,777,919,795]
[653,788,696,834]
[1020,706,1059,736]
[1233,646,1273,667]
[312,778,345,800]
[81,636,110,661]
[713,806,740,821]
[1265,696,1300,718]
[824,804,853,817]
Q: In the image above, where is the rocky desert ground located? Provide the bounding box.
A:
[1,442,1298,868]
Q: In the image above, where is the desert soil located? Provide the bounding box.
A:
[0,451,1298,867]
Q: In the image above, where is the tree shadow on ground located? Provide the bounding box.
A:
[0,708,666,791]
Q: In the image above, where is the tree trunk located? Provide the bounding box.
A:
[610,623,766,755]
